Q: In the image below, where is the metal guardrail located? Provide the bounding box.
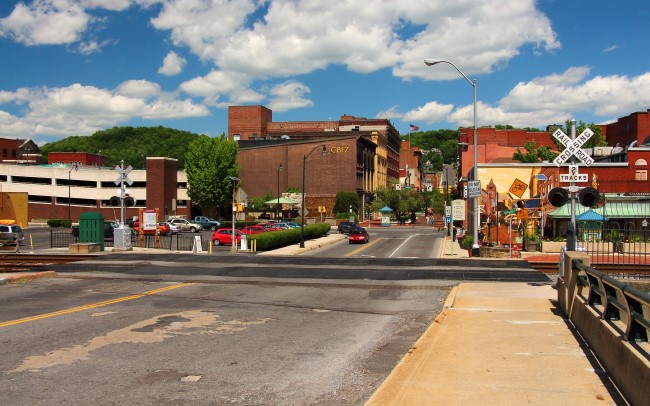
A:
[573,259,650,343]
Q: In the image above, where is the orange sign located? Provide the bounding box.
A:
[509,178,528,198]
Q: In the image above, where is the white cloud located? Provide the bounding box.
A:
[0,0,91,45]
[266,80,313,112]
[158,51,187,76]
[0,82,208,137]
[116,80,161,99]
[412,68,650,129]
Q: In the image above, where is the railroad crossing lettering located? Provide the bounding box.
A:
[552,128,594,166]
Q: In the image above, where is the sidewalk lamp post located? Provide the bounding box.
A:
[277,163,283,220]
[229,176,239,253]
[68,161,79,220]
[300,145,327,248]
[424,59,480,256]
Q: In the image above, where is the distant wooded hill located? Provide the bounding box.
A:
[40,126,202,169]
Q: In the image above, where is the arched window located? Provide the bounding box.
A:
[635,158,648,181]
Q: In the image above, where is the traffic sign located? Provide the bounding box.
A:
[114,164,134,186]
[508,178,528,199]
[552,128,594,166]
[560,165,588,182]
[452,199,465,221]
[467,180,481,198]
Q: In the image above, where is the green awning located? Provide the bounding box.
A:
[265,197,300,205]
[548,202,650,219]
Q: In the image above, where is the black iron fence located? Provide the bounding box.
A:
[576,222,649,278]
[50,229,207,252]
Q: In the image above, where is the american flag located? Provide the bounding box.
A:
[409,124,419,131]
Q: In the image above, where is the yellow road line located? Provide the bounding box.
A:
[346,238,381,257]
[0,283,194,328]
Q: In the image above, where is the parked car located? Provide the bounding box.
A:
[211,228,243,246]
[260,223,281,232]
[240,225,268,235]
[338,221,356,234]
[283,221,300,228]
[165,221,180,234]
[168,218,203,232]
[193,216,221,231]
[0,224,19,247]
[273,222,292,229]
[348,227,369,244]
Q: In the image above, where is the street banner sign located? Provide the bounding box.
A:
[452,199,465,221]
[509,178,528,199]
[468,180,481,198]
[552,128,594,166]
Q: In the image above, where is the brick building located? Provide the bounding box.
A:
[0,138,40,164]
[228,106,401,193]
[48,152,107,167]
[238,135,376,217]
[0,157,189,222]
[399,140,423,190]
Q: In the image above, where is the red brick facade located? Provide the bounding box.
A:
[48,152,107,167]
[0,138,19,162]
[601,109,650,148]
[228,105,273,140]
[146,158,184,218]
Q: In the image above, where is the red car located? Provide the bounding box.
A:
[348,228,369,244]
[240,225,268,235]
[260,223,280,231]
[211,228,243,246]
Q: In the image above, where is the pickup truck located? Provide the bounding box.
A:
[193,216,221,231]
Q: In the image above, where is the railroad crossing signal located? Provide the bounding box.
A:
[114,164,133,186]
[552,128,594,166]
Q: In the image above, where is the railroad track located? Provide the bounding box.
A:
[0,254,96,272]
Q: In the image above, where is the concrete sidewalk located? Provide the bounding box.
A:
[365,282,620,405]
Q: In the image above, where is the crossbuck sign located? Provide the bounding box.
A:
[552,128,594,166]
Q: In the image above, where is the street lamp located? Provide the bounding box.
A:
[68,161,79,220]
[300,144,327,248]
[277,163,283,220]
[424,59,480,256]
[229,176,239,254]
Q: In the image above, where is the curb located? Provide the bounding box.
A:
[0,271,58,285]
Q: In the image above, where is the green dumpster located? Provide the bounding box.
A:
[78,212,105,251]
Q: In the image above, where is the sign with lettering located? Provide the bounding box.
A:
[552,128,594,166]
[452,199,466,221]
[468,180,481,198]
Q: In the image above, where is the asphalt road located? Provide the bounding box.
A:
[0,275,453,406]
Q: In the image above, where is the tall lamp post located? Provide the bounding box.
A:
[424,59,480,256]
[277,163,283,220]
[300,145,327,248]
[68,161,79,220]
[229,176,239,254]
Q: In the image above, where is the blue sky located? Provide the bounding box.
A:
[1,0,649,145]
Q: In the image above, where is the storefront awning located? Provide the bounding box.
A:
[548,202,650,219]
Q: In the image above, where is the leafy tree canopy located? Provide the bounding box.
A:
[185,135,239,209]
[40,126,202,169]
[513,140,558,163]
[402,129,459,171]
[333,191,359,214]
[370,186,427,220]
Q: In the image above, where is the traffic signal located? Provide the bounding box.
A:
[547,187,569,207]
[124,196,135,207]
[109,196,120,207]
[578,187,600,208]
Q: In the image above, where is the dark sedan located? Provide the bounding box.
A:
[337,221,356,234]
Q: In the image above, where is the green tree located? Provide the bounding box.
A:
[184,135,239,209]
[371,186,426,222]
[561,120,607,149]
[40,126,201,169]
[250,193,275,216]
[513,140,557,163]
[333,191,359,214]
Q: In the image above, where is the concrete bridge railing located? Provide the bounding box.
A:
[558,251,650,405]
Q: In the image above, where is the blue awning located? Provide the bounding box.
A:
[576,209,608,222]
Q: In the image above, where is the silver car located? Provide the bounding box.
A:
[168,218,203,232]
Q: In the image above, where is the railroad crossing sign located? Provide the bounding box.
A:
[552,128,594,166]
[560,165,588,183]
[114,164,133,186]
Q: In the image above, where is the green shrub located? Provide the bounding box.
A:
[459,234,474,250]
[249,223,331,251]
[47,219,72,228]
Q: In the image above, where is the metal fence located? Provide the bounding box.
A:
[576,222,649,279]
[50,229,207,252]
